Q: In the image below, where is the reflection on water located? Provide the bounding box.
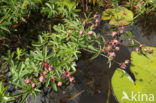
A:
[137,14,156,37]
[26,15,156,103]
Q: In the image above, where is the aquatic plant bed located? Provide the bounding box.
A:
[0,0,156,103]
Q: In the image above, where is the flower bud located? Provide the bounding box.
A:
[95,19,100,23]
[57,81,62,86]
[88,31,94,36]
[25,78,31,84]
[83,21,87,25]
[141,1,145,4]
[93,23,98,28]
[107,45,112,51]
[135,5,140,9]
[39,62,43,65]
[122,24,125,29]
[48,65,54,71]
[66,33,70,37]
[69,76,75,83]
[43,71,48,75]
[80,30,84,35]
[102,47,107,52]
[125,60,130,64]
[120,29,124,34]
[94,14,98,19]
[136,48,140,52]
[112,32,117,37]
[139,44,144,47]
[108,52,116,60]
[148,49,153,54]
[144,48,147,52]
[120,63,126,69]
[32,83,37,88]
[115,47,120,51]
[39,76,45,82]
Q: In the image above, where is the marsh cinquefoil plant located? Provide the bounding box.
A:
[1,15,108,102]
[0,0,155,102]
[0,0,79,34]
[1,13,149,102]
[0,0,41,33]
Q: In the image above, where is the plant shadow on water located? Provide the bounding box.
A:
[25,14,156,103]
[0,12,63,57]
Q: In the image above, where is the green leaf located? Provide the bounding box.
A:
[102,7,134,26]
[20,93,29,103]
[45,77,51,88]
[51,82,57,92]
[101,8,114,20]
[112,46,156,103]
[32,35,47,47]
[0,26,10,33]
[121,31,134,38]
[13,90,28,97]
[88,45,98,52]
[43,46,47,58]
[91,46,101,60]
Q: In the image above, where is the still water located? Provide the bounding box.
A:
[25,14,156,103]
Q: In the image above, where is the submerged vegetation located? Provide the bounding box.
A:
[0,0,156,103]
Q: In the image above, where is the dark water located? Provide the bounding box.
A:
[25,14,156,103]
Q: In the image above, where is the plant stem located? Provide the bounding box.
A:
[82,48,121,65]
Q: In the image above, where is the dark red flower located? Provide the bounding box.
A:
[44,62,49,68]
[51,77,55,82]
[65,72,70,78]
[105,41,110,45]
[102,47,107,52]
[112,40,119,47]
